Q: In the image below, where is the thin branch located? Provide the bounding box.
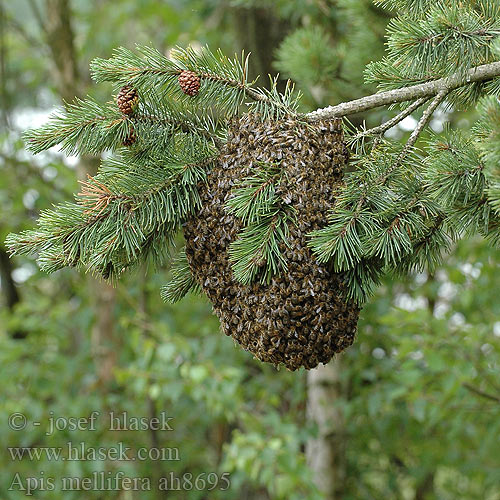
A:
[200,71,266,102]
[352,97,430,141]
[351,94,448,217]
[396,90,449,165]
[414,214,446,249]
[78,157,213,217]
[307,61,500,120]
[357,92,448,195]
[463,383,500,404]
[352,94,446,208]
[138,113,224,148]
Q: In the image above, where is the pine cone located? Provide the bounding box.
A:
[122,127,136,146]
[183,115,360,371]
[178,70,201,96]
[117,86,139,115]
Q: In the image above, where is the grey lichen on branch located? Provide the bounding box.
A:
[306,61,500,120]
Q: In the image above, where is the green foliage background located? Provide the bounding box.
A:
[0,1,499,499]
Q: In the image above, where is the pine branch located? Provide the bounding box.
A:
[6,156,211,276]
[349,93,448,207]
[24,95,222,157]
[161,247,200,303]
[229,210,293,285]
[394,214,451,274]
[348,97,431,153]
[307,139,456,302]
[369,212,426,267]
[199,68,264,102]
[344,259,385,305]
[366,174,445,272]
[385,6,500,76]
[137,111,224,149]
[24,97,126,155]
[483,216,500,247]
[307,61,500,120]
[226,161,295,284]
[308,208,379,271]
[374,0,434,15]
[423,128,497,241]
[90,45,298,119]
[225,161,282,224]
[246,77,302,120]
[10,32,500,303]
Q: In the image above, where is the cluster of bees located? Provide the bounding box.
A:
[184,114,360,370]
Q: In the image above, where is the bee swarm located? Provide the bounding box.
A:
[184,114,360,370]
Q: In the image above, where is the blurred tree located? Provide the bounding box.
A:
[43,0,119,386]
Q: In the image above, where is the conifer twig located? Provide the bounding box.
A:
[360,90,449,192]
[412,214,446,251]
[307,61,500,120]
[352,97,430,141]
[396,90,449,166]
[200,71,266,102]
[138,113,223,148]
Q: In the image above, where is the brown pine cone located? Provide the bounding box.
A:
[122,127,136,147]
[178,70,201,96]
[117,86,139,115]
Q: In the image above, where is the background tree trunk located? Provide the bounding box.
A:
[231,6,290,89]
[306,357,346,500]
[0,242,25,339]
[45,0,80,101]
[231,7,349,496]
[44,0,117,385]
[0,244,19,310]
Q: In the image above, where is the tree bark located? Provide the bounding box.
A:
[45,0,80,102]
[0,243,29,338]
[306,357,346,500]
[307,61,500,120]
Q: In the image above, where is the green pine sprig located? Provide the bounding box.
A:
[6,154,212,277]
[229,210,294,285]
[226,161,295,284]
[24,93,222,159]
[246,76,302,121]
[91,45,250,117]
[24,97,130,156]
[161,247,200,303]
[366,1,500,108]
[225,161,282,224]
